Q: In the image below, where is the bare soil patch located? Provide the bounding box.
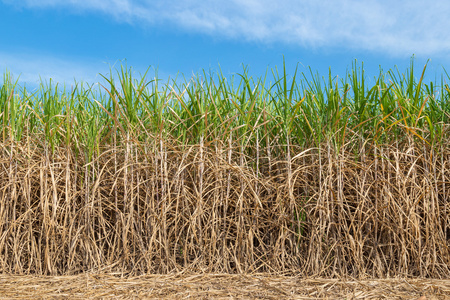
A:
[0,273,448,299]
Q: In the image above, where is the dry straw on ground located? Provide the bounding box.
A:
[0,273,448,299]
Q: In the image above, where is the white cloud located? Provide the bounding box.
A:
[0,51,107,87]
[0,52,174,92]
[3,0,450,57]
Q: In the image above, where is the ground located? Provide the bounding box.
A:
[0,273,448,299]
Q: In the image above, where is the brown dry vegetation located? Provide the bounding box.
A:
[0,273,449,299]
[0,61,450,280]
[1,133,449,277]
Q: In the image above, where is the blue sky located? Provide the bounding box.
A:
[1,0,449,88]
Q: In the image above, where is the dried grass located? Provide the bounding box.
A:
[0,133,449,277]
[0,273,448,299]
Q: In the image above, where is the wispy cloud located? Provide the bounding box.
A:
[0,51,108,87]
[0,51,174,90]
[3,0,450,57]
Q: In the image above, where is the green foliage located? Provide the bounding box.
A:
[1,58,449,160]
